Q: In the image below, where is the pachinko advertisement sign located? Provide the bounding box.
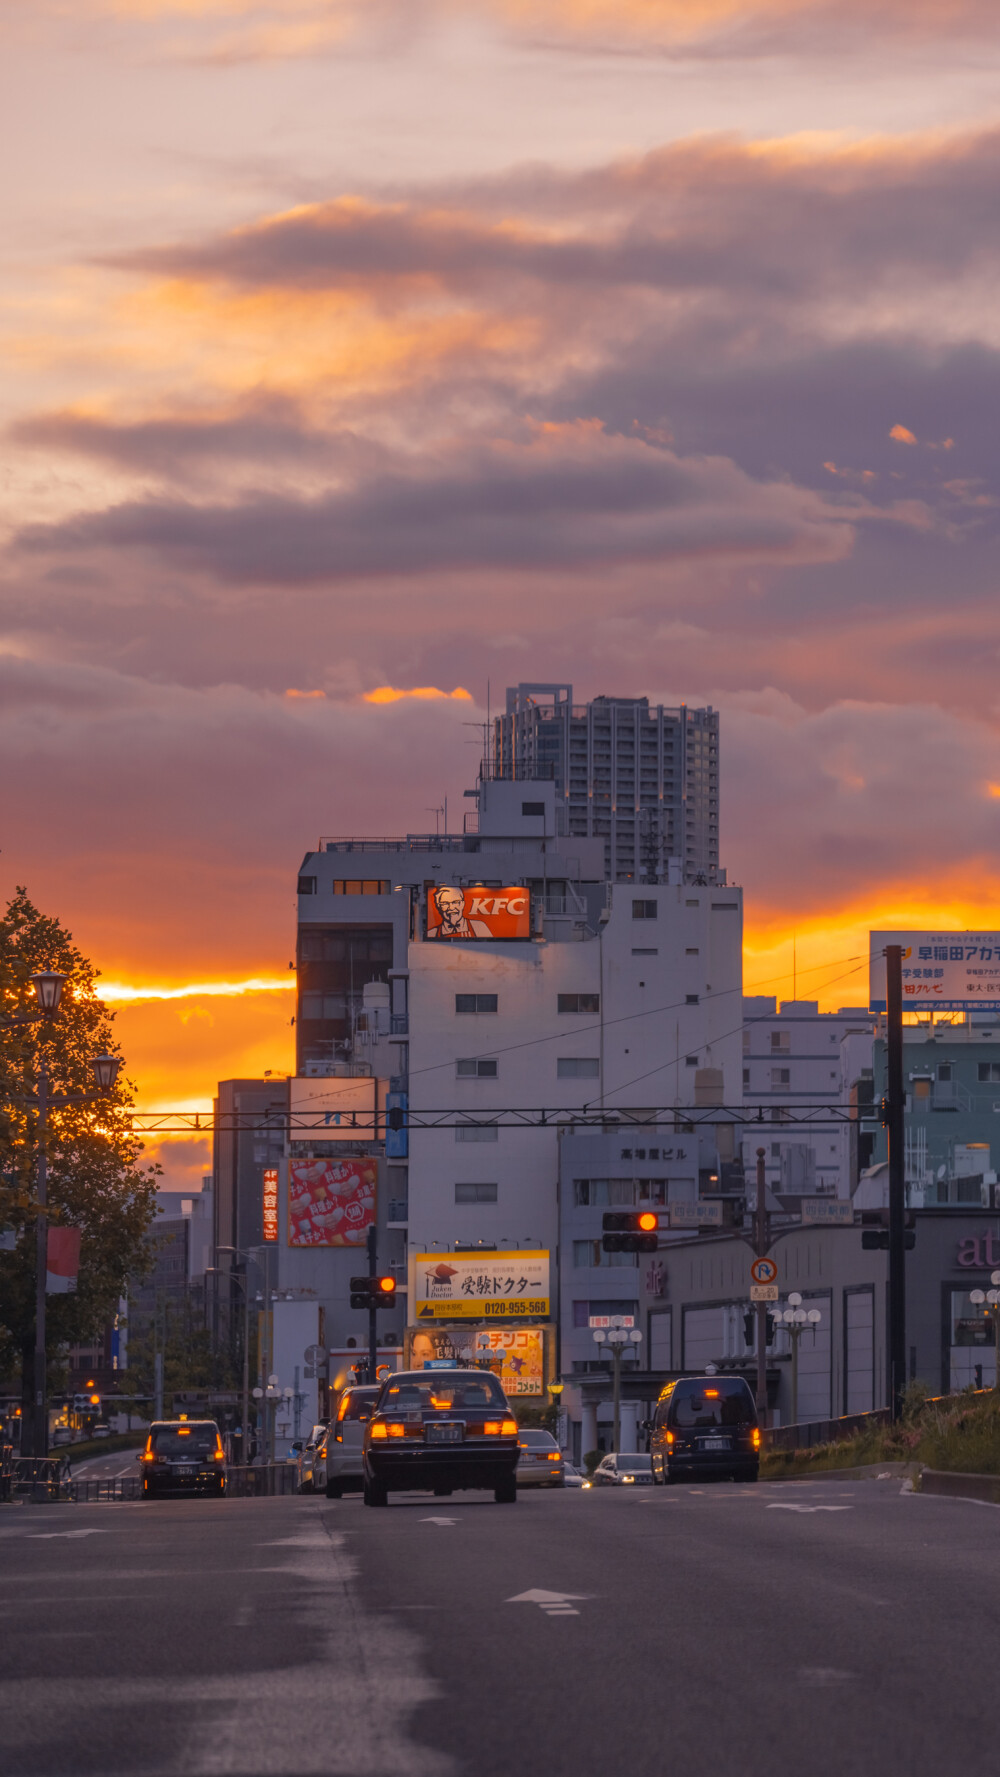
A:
[288,1157,376,1248]
[426,883,530,941]
[405,1325,546,1395]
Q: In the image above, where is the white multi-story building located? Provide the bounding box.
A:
[741,998,874,1199]
[404,881,744,1256]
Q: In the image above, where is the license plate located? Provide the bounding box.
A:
[426,1423,462,1444]
[701,1438,728,1451]
[176,1465,196,1475]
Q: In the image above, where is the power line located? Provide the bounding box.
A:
[407,949,874,1082]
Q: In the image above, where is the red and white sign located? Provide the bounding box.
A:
[426,884,530,941]
[46,1226,81,1295]
[262,1168,279,1242]
[588,1314,635,1328]
[288,1157,376,1248]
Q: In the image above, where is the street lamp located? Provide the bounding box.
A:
[30,972,67,1015]
[776,1293,822,1427]
[968,1268,1000,1386]
[593,1325,643,1454]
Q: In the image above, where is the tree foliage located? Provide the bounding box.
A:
[0,887,158,1381]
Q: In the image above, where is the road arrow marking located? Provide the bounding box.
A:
[766,1504,852,1514]
[24,1528,113,1539]
[507,1588,588,1616]
[419,1517,458,1525]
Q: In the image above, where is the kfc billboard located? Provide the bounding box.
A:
[426,884,531,941]
[288,1157,376,1247]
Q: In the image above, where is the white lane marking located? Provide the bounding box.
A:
[24,1528,114,1539]
[799,1667,855,1687]
[419,1517,458,1526]
[507,1588,588,1617]
[766,1504,852,1514]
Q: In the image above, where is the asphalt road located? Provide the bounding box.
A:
[2,1475,997,1776]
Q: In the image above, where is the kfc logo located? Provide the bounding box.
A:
[426,884,530,941]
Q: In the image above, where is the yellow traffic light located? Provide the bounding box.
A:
[638,1212,658,1232]
[377,1275,397,1295]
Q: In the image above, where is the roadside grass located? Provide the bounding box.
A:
[761,1385,1000,1479]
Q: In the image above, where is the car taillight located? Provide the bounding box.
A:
[386,1423,406,1439]
[752,1428,761,1450]
[665,1431,675,1445]
[213,1450,225,1461]
[370,1422,388,1440]
[546,1453,561,1460]
[501,1418,517,1436]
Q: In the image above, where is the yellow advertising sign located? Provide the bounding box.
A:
[413,1250,549,1322]
[405,1325,547,1396]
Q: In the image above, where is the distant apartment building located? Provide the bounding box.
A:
[867,1018,1000,1208]
[488,683,720,885]
[741,998,875,1200]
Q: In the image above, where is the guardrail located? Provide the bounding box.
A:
[768,1408,892,1452]
[226,1464,298,1497]
[69,1476,142,1502]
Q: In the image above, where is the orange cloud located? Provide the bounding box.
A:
[364,685,473,704]
[890,424,918,444]
[285,688,325,699]
[97,975,295,1003]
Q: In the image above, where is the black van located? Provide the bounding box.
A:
[648,1377,760,1484]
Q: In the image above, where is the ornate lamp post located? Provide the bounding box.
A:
[776,1292,822,1427]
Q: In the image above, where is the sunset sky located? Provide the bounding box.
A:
[4,0,1000,1190]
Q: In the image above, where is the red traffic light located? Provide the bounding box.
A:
[376,1275,396,1295]
[637,1212,657,1233]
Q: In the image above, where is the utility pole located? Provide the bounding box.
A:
[367,1222,378,1385]
[754,1148,769,1426]
[885,944,906,1421]
[32,1057,49,1460]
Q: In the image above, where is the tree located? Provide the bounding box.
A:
[0,888,159,1443]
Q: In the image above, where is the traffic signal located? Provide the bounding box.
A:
[349,1275,398,1310]
[766,1313,776,1346]
[860,1210,916,1251]
[602,1210,659,1254]
[387,1105,405,1132]
[743,1311,754,1347]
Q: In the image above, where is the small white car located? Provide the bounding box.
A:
[318,1387,380,1497]
[515,1428,564,1488]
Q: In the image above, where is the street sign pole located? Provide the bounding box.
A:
[755,1148,768,1427]
[885,944,906,1422]
[367,1222,378,1387]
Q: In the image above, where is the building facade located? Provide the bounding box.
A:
[489,683,721,885]
[869,1019,1000,1207]
[741,997,875,1200]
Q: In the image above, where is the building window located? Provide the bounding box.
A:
[572,1240,638,1268]
[457,1058,498,1078]
[770,1031,790,1053]
[297,876,316,895]
[685,993,700,1005]
[558,1057,600,1079]
[300,993,348,1020]
[978,1063,1000,1082]
[455,1183,498,1204]
[455,1124,499,1143]
[770,1068,791,1089]
[522,801,545,816]
[331,880,391,895]
[632,899,657,919]
[685,1055,698,1067]
[558,994,600,1014]
[632,947,658,956]
[743,1068,750,1088]
[686,947,699,956]
[937,1064,952,1082]
[742,1031,751,1053]
[573,1179,636,1207]
[456,994,498,1014]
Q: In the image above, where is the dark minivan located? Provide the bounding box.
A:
[648,1377,760,1484]
[139,1419,227,1497]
